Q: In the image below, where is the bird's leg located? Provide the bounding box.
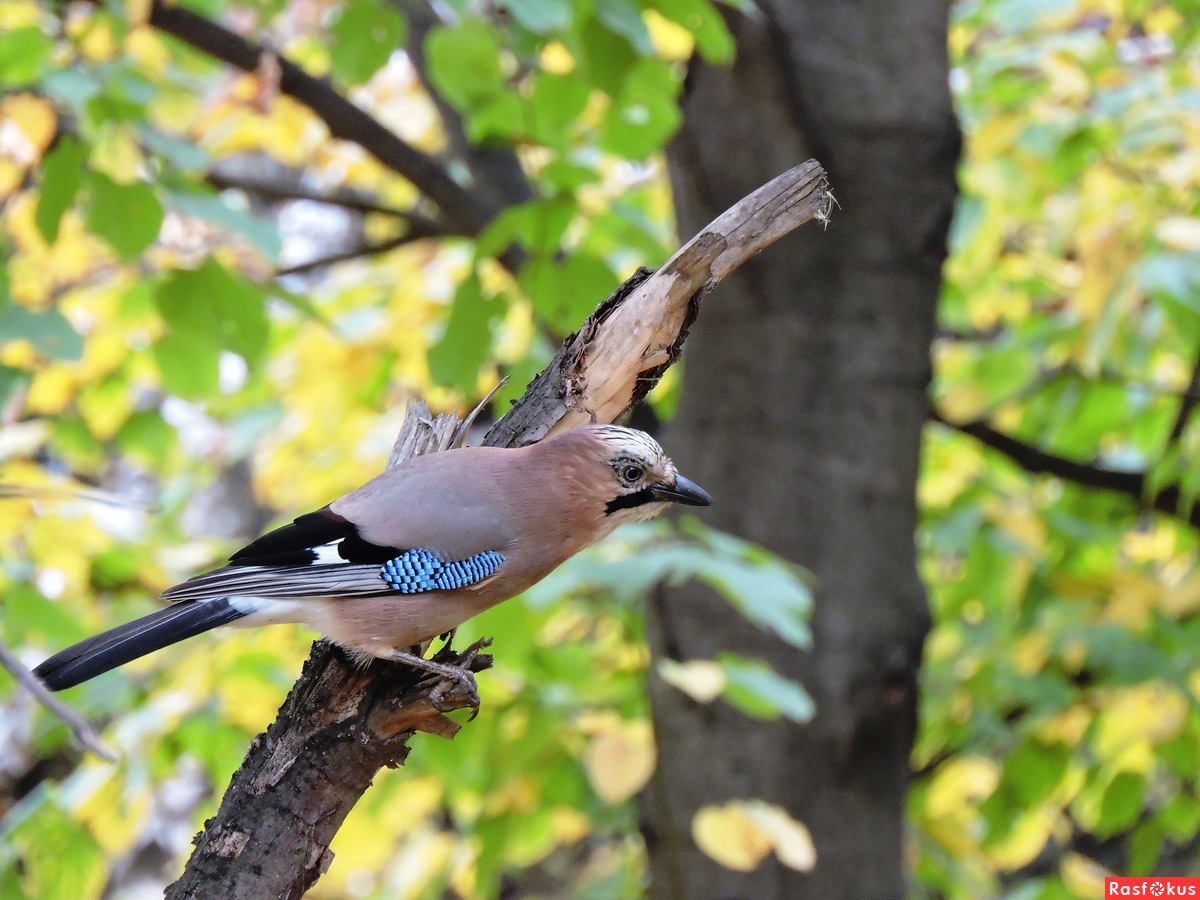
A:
[383,647,479,714]
[437,627,457,650]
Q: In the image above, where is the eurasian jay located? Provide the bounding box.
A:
[34,425,711,696]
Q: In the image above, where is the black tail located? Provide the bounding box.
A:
[34,600,245,691]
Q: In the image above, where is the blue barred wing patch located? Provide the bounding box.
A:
[380,549,506,594]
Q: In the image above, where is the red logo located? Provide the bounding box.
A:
[1106,879,1200,897]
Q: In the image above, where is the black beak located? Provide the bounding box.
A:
[651,474,713,507]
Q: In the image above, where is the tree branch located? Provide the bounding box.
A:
[398,0,534,216]
[205,173,436,221]
[932,410,1200,529]
[0,638,115,761]
[146,1,492,237]
[275,227,444,277]
[165,161,832,898]
[1167,347,1200,447]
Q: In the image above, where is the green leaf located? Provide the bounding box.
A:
[83,173,164,260]
[154,258,270,366]
[595,0,653,55]
[1128,821,1164,877]
[36,137,88,245]
[1097,771,1146,837]
[519,253,617,333]
[0,28,54,86]
[329,0,406,85]
[0,365,30,408]
[117,410,176,463]
[539,160,600,191]
[526,520,813,648]
[50,416,105,470]
[529,72,591,147]
[425,21,504,112]
[687,525,814,647]
[577,15,638,96]
[428,273,499,392]
[6,800,106,900]
[478,197,578,264]
[152,331,219,399]
[0,306,83,361]
[503,0,572,33]
[91,545,143,589]
[466,92,526,143]
[716,652,815,722]
[1157,795,1200,842]
[601,58,682,159]
[1001,740,1071,807]
[5,584,89,645]
[42,69,100,111]
[137,126,210,170]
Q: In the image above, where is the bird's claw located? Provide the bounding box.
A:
[428,665,479,719]
[385,643,485,720]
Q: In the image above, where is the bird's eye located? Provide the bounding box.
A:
[621,464,644,483]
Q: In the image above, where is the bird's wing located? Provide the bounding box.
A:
[162,450,518,604]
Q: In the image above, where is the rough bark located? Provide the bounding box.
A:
[166,164,831,898]
[642,4,960,899]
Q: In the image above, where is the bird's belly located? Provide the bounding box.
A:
[302,586,508,658]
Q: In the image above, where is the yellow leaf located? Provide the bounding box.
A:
[692,803,772,872]
[584,718,656,805]
[125,25,170,72]
[540,41,575,75]
[990,499,1047,554]
[1036,705,1093,746]
[0,2,40,29]
[657,659,726,702]
[125,0,151,27]
[76,14,117,61]
[1145,6,1182,34]
[919,436,982,509]
[692,800,816,873]
[1120,526,1176,563]
[1060,853,1109,900]
[1012,633,1049,676]
[549,806,590,846]
[745,803,817,872]
[938,384,989,422]
[1102,572,1160,629]
[925,757,999,819]
[76,771,148,855]
[1,93,56,163]
[1040,53,1090,103]
[645,10,694,61]
[1094,681,1187,757]
[987,805,1057,871]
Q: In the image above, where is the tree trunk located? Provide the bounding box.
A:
[642,3,960,898]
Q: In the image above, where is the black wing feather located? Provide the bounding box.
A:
[229,508,354,566]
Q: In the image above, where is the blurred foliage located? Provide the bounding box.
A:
[916,0,1200,897]
[0,0,812,897]
[3,0,1199,895]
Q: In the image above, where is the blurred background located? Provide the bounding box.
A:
[0,0,1197,897]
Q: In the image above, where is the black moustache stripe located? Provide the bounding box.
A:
[605,487,658,515]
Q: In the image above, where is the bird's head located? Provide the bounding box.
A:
[579,424,713,524]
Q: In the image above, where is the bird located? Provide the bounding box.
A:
[33,424,712,700]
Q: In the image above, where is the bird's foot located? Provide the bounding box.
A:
[384,648,480,718]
